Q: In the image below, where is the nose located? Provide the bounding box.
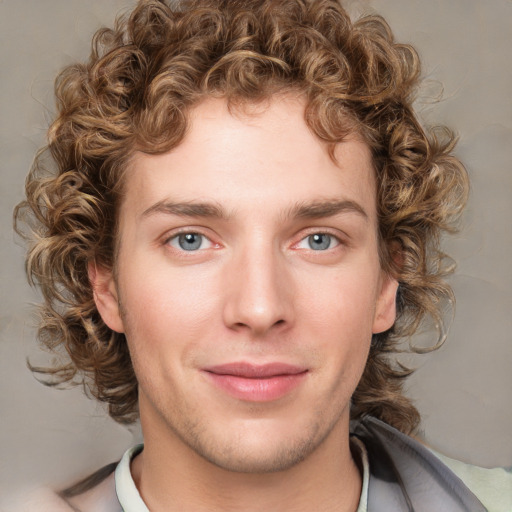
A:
[222,242,294,337]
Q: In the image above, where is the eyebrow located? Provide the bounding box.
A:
[141,198,368,222]
[141,200,227,219]
[286,199,368,221]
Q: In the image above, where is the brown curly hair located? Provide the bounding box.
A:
[15,0,468,433]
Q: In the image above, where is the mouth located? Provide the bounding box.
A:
[202,362,308,402]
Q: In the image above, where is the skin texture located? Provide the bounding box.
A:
[91,95,398,511]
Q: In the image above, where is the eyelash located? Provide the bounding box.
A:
[163,229,344,254]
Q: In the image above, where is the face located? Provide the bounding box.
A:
[92,95,397,473]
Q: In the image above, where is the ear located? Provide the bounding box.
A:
[88,261,125,333]
[372,272,399,334]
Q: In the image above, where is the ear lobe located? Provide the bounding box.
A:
[88,261,125,333]
[372,273,399,334]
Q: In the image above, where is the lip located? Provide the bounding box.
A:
[202,362,308,402]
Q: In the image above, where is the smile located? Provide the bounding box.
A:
[202,363,309,402]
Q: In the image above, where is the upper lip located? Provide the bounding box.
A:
[204,362,308,378]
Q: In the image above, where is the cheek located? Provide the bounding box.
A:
[300,266,379,331]
[297,264,378,379]
[118,262,221,362]
[125,253,218,313]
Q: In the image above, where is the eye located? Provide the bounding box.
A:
[168,232,213,251]
[297,233,340,251]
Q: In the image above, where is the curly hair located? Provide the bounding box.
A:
[15,0,468,433]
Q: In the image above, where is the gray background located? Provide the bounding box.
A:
[1,0,511,499]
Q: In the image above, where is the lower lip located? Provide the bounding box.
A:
[204,372,308,402]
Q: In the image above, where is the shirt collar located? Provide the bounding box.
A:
[115,445,148,512]
[115,440,370,512]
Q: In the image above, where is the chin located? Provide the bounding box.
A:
[180,416,335,474]
[197,437,319,474]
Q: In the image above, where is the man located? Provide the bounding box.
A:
[13,0,511,510]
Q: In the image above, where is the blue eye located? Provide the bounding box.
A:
[297,233,339,251]
[169,233,212,251]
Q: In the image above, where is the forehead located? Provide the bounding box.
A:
[124,95,376,220]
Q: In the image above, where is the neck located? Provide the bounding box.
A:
[131,410,362,512]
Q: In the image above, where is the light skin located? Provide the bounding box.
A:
[91,95,398,512]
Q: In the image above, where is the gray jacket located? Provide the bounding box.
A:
[353,416,487,511]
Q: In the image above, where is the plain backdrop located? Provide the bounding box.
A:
[1,0,511,499]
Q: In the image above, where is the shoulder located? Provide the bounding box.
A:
[1,487,77,512]
[430,449,512,512]
[65,471,120,512]
[59,462,120,512]
[3,465,121,512]
[352,415,512,511]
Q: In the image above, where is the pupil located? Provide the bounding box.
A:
[309,233,330,250]
[179,233,202,250]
